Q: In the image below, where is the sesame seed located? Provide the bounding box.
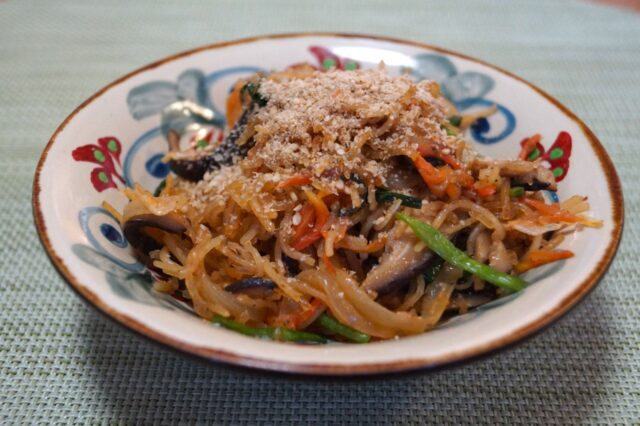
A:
[171,68,455,218]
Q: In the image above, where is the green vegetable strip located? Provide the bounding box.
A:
[422,256,445,283]
[317,314,370,343]
[240,82,268,106]
[376,189,423,209]
[396,213,527,291]
[153,179,166,197]
[448,115,463,127]
[444,126,457,136]
[509,186,525,198]
[212,315,327,343]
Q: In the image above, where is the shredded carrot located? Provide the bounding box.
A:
[524,198,602,227]
[456,169,475,189]
[322,254,336,274]
[518,134,542,161]
[358,237,387,253]
[292,228,322,251]
[515,249,574,273]
[474,182,497,198]
[291,202,315,242]
[411,152,477,200]
[540,213,603,228]
[292,299,325,329]
[291,191,334,250]
[446,182,461,199]
[539,213,582,224]
[277,174,311,189]
[365,236,387,252]
[272,299,325,329]
[304,190,330,230]
[524,198,561,215]
[411,153,447,186]
[417,144,461,169]
[225,80,245,128]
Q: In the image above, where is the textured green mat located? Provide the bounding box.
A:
[1,0,638,423]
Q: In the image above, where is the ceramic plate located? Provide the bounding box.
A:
[33,33,623,375]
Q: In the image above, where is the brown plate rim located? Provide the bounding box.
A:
[32,32,624,376]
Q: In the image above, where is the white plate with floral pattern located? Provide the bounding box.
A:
[33,33,623,375]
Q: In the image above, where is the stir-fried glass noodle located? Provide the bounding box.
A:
[118,64,602,343]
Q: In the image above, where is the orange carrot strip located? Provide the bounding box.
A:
[446,182,461,199]
[440,153,461,170]
[515,250,574,273]
[524,199,600,227]
[417,145,461,169]
[524,198,561,215]
[291,299,325,329]
[322,254,336,274]
[270,299,325,329]
[539,213,582,224]
[411,153,447,186]
[225,80,245,129]
[475,182,497,197]
[291,202,315,242]
[456,169,476,189]
[277,174,311,189]
[304,190,330,230]
[291,191,336,250]
[292,228,322,251]
[360,236,388,253]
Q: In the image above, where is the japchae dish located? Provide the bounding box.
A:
[117,64,601,343]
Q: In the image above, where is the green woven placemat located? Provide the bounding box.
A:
[1,0,638,423]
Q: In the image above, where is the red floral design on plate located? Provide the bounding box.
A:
[521,131,572,181]
[72,136,125,192]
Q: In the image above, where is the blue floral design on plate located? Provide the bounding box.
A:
[122,66,265,186]
[79,206,144,273]
[71,243,191,313]
[410,54,516,144]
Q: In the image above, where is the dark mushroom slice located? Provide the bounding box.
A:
[513,180,550,191]
[122,213,187,272]
[512,166,557,192]
[281,255,300,277]
[361,230,466,296]
[225,277,277,298]
[361,236,438,296]
[168,104,259,182]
